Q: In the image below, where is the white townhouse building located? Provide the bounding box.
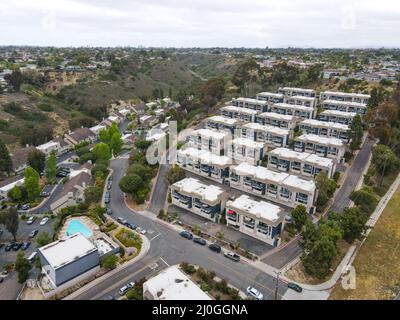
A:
[294,134,345,163]
[205,115,239,135]
[256,92,284,104]
[241,122,289,148]
[271,103,315,120]
[267,147,336,179]
[319,110,357,125]
[186,128,231,156]
[319,91,370,105]
[299,119,350,142]
[228,162,317,213]
[283,95,317,108]
[278,87,316,98]
[226,195,286,247]
[170,177,227,222]
[220,105,259,123]
[36,141,61,158]
[89,124,107,139]
[255,112,297,131]
[176,147,231,184]
[231,97,268,113]
[320,99,367,115]
[227,137,266,166]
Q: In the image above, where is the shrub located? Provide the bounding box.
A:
[115,228,142,250]
[100,254,119,270]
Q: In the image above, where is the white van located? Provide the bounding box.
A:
[28,252,37,263]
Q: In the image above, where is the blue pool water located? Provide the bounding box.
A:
[65,220,93,238]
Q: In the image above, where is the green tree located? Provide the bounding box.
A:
[349,114,363,151]
[110,132,123,156]
[7,186,23,203]
[0,207,19,241]
[45,151,57,183]
[372,144,400,178]
[291,205,309,232]
[84,186,103,205]
[4,70,24,91]
[119,174,143,194]
[165,165,186,185]
[331,208,368,243]
[27,149,46,173]
[92,142,111,161]
[349,187,378,215]
[0,139,12,173]
[24,166,40,201]
[100,254,119,270]
[15,252,32,283]
[315,172,337,209]
[36,231,52,247]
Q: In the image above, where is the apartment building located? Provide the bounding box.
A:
[278,87,316,98]
[186,128,230,156]
[299,119,350,142]
[319,91,370,104]
[256,92,284,104]
[255,112,297,131]
[320,100,367,115]
[205,115,239,135]
[241,122,289,148]
[267,147,336,179]
[228,162,317,212]
[176,147,231,184]
[226,195,286,247]
[283,95,317,108]
[319,110,357,125]
[227,137,266,166]
[170,177,227,222]
[220,105,259,122]
[271,103,314,119]
[231,97,268,112]
[294,134,345,162]
[36,141,61,158]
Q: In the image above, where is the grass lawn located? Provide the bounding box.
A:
[329,185,400,300]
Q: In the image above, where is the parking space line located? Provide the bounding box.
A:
[150,233,161,241]
[159,257,170,267]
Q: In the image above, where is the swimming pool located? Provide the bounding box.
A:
[65,220,93,238]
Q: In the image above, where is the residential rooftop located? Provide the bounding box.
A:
[243,122,289,136]
[273,103,314,112]
[320,110,358,118]
[300,119,349,131]
[221,105,259,115]
[232,137,265,149]
[322,99,367,107]
[296,134,344,147]
[191,128,230,140]
[269,147,334,167]
[321,91,371,99]
[207,115,238,126]
[172,177,225,203]
[257,112,295,121]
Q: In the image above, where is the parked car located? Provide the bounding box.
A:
[119,281,135,295]
[40,190,51,197]
[106,207,113,215]
[287,282,303,293]
[179,231,193,240]
[12,243,22,251]
[27,216,36,225]
[117,217,128,225]
[4,243,13,251]
[208,243,221,253]
[224,251,240,262]
[20,203,30,211]
[56,171,68,177]
[193,237,206,246]
[246,286,263,300]
[107,182,112,190]
[21,242,31,251]
[126,223,136,230]
[29,230,38,238]
[136,227,146,235]
[40,217,49,225]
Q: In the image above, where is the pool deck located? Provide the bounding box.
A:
[59,216,100,240]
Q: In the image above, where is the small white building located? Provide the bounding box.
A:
[278,87,316,98]
[89,124,107,138]
[170,177,227,222]
[227,137,266,166]
[231,97,268,112]
[205,115,239,135]
[226,195,286,246]
[187,128,231,156]
[283,95,317,108]
[321,99,367,115]
[255,112,297,131]
[36,141,61,158]
[0,177,25,200]
[299,119,350,142]
[256,92,284,104]
[271,103,314,120]
[220,105,259,122]
[241,122,289,148]
[319,91,370,105]
[143,265,212,300]
[294,134,345,163]
[319,110,357,125]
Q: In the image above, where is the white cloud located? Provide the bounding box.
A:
[0,0,399,47]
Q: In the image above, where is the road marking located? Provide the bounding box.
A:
[159,257,170,267]
[150,233,161,241]
[207,256,285,299]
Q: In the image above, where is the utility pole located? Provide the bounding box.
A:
[274,271,281,300]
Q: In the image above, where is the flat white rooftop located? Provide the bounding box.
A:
[233,97,267,105]
[320,110,357,118]
[172,177,225,203]
[270,147,333,167]
[143,265,211,300]
[232,137,265,149]
[296,134,344,147]
[39,233,97,270]
[178,147,231,166]
[0,178,25,193]
[300,119,349,131]
[243,122,289,136]
[305,153,334,167]
[257,112,294,122]
[322,99,367,108]
[207,115,238,126]
[257,92,284,98]
[227,194,284,223]
[321,91,371,99]
[89,124,107,132]
[221,105,259,115]
[36,141,59,150]
[279,87,315,93]
[191,128,229,140]
[273,103,314,112]
[282,175,316,193]
[286,95,316,101]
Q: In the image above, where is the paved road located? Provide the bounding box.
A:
[72,157,288,300]
[148,163,170,214]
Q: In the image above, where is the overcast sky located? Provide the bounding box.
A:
[0,0,399,48]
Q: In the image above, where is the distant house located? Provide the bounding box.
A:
[64,128,96,147]
[36,141,61,158]
[0,176,25,200]
[53,138,72,155]
[89,124,107,139]
[50,170,93,213]
[132,103,146,115]
[9,146,36,174]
